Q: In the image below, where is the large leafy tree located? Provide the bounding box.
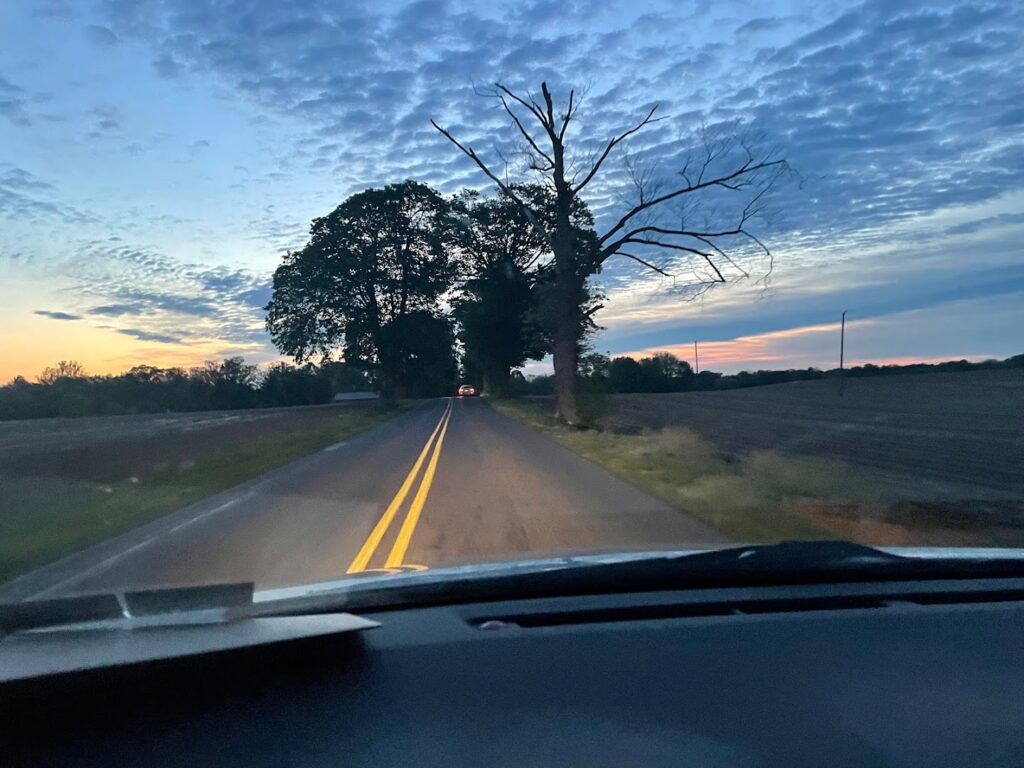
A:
[265,180,458,396]
[452,187,548,396]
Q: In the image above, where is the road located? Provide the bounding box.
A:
[4,398,725,600]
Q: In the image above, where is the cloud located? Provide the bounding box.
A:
[33,309,82,321]
[0,76,32,126]
[27,234,276,356]
[85,303,142,316]
[84,24,118,46]
[116,328,184,344]
[735,17,789,37]
[0,166,95,223]
[151,53,181,78]
[7,0,1024,371]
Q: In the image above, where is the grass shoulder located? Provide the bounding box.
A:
[490,397,867,542]
[0,400,413,584]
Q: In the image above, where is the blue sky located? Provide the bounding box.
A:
[1,0,1022,380]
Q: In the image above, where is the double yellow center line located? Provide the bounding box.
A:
[346,399,453,574]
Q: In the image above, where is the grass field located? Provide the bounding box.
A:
[0,401,410,583]
[494,369,1024,547]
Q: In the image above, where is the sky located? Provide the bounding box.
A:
[1,0,1022,382]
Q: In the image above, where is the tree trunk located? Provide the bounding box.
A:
[552,313,580,425]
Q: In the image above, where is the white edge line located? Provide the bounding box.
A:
[32,498,243,599]
[168,497,240,533]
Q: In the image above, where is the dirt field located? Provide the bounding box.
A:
[604,369,1024,501]
[0,403,377,480]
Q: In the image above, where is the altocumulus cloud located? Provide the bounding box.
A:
[33,310,81,321]
[2,0,1022,368]
[116,328,183,344]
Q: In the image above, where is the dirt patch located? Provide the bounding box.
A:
[798,500,1024,548]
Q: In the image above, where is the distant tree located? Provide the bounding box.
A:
[434,82,786,424]
[638,353,693,392]
[608,357,644,393]
[259,362,333,407]
[189,357,259,409]
[124,365,165,384]
[38,360,86,384]
[526,374,555,396]
[578,352,611,379]
[265,181,459,396]
[317,360,375,393]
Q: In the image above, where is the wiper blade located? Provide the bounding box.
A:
[667,540,903,570]
[275,541,1024,615]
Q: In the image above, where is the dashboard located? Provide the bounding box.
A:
[5,577,1024,767]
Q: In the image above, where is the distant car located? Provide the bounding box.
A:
[457,384,477,397]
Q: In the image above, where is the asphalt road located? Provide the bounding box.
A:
[4,398,725,600]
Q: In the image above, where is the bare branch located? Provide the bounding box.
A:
[599,156,787,246]
[541,82,556,137]
[574,104,661,194]
[495,83,548,128]
[431,119,555,253]
[496,93,554,170]
[559,89,575,141]
[620,241,725,282]
[617,251,674,277]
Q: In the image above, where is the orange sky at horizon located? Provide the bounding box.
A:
[622,321,848,370]
[620,318,994,373]
[4,309,1006,385]
[0,321,276,384]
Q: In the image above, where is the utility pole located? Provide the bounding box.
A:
[694,340,699,375]
[839,310,847,398]
[840,311,847,370]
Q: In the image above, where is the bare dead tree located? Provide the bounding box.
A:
[433,81,786,425]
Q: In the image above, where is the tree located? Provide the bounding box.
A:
[379,310,458,397]
[608,356,644,393]
[451,186,552,395]
[265,181,459,396]
[38,360,86,384]
[433,82,786,424]
[259,362,332,406]
[189,357,259,409]
[639,352,694,392]
[578,352,610,378]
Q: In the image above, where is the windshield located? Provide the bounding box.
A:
[1,0,1022,605]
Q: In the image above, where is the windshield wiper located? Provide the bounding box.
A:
[277,541,1024,614]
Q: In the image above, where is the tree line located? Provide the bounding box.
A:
[0,358,371,420]
[3,351,1019,422]
[511,352,1024,397]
